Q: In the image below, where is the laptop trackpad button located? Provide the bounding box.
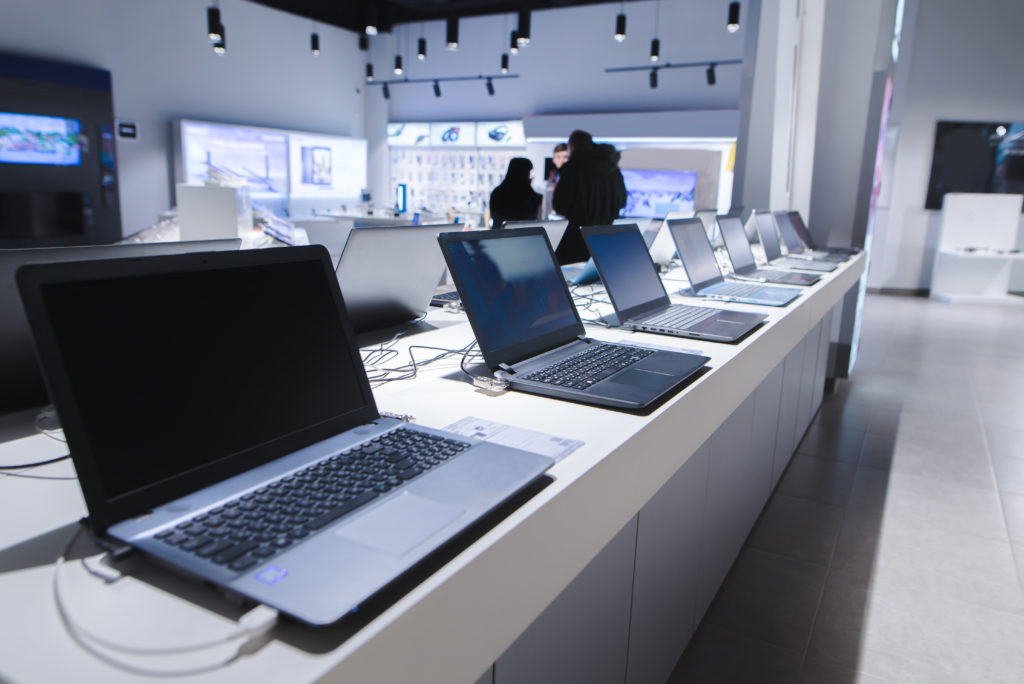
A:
[335,492,465,557]
[608,368,676,391]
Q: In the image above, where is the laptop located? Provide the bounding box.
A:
[752,211,838,273]
[695,209,723,247]
[561,218,668,286]
[335,224,454,335]
[581,224,766,343]
[773,211,846,262]
[716,216,821,286]
[436,227,709,411]
[667,218,802,307]
[0,239,241,416]
[500,219,569,254]
[780,211,859,259]
[16,246,552,626]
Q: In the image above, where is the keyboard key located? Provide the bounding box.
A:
[305,491,379,530]
[212,540,260,564]
[229,556,259,572]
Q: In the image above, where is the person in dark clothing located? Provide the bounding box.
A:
[489,157,542,228]
[552,130,627,264]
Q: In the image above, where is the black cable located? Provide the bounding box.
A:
[0,454,71,470]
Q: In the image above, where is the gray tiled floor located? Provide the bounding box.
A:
[669,293,1024,683]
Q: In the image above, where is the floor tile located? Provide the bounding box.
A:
[797,426,865,464]
[668,624,803,684]
[880,471,1007,542]
[805,568,871,671]
[979,401,1024,431]
[746,494,845,565]
[1014,546,1024,587]
[702,548,828,652]
[777,455,858,507]
[798,657,893,684]
[831,507,884,582]
[847,467,891,511]
[985,424,1024,461]
[889,438,995,491]
[858,431,896,471]
[1002,492,1024,545]
[992,454,1024,496]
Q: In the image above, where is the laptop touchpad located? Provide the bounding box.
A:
[608,368,675,391]
[335,492,465,556]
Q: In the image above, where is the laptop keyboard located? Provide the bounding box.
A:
[709,282,762,297]
[430,290,460,305]
[155,428,471,572]
[640,305,716,330]
[523,343,654,390]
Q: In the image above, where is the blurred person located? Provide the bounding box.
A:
[489,157,542,228]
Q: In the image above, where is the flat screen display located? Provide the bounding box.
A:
[755,212,783,260]
[288,133,367,198]
[446,233,577,357]
[926,121,1024,210]
[718,216,756,270]
[180,121,288,194]
[621,169,697,218]
[668,219,722,290]
[0,112,81,166]
[586,229,665,314]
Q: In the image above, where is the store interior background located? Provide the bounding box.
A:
[1,0,1022,294]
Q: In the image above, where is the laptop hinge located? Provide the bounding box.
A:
[577,335,591,343]
[498,363,516,374]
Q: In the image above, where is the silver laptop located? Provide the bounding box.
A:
[667,218,802,307]
[16,246,552,626]
[335,224,454,335]
[775,211,855,261]
[752,211,838,273]
[581,223,766,343]
[716,216,821,286]
[501,219,569,254]
[0,239,241,416]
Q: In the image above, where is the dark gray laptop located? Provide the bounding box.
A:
[581,223,766,343]
[667,218,802,307]
[335,224,454,335]
[16,246,552,625]
[778,211,858,260]
[752,211,838,273]
[0,239,241,416]
[716,216,821,286]
[437,227,709,411]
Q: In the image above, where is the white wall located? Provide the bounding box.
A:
[0,0,367,235]
[365,0,746,122]
[869,0,1024,290]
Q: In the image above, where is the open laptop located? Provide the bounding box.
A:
[500,219,569,254]
[773,211,846,262]
[752,211,838,273]
[16,246,552,626]
[561,218,668,286]
[716,216,821,286]
[335,224,454,336]
[667,218,802,307]
[581,223,766,343]
[437,227,709,411]
[780,211,859,259]
[0,239,241,416]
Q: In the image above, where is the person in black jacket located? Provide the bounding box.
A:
[489,157,542,228]
[552,130,627,264]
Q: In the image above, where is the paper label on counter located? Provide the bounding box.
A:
[442,416,582,462]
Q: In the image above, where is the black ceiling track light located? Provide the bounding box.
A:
[207,6,222,41]
[500,53,509,73]
[510,30,519,54]
[485,78,495,95]
[706,63,717,85]
[394,54,403,75]
[650,38,660,62]
[728,2,741,33]
[433,80,441,97]
[213,25,227,54]
[606,58,740,87]
[366,73,518,99]
[649,68,657,88]
[446,16,459,50]
[615,12,627,42]
[364,2,379,35]
[311,32,320,55]
[418,36,427,60]
[366,62,374,81]
[517,10,531,46]
[382,82,390,99]
[359,34,369,51]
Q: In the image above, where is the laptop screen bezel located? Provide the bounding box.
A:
[754,211,784,261]
[580,223,670,322]
[773,211,805,253]
[15,245,381,532]
[784,211,816,249]
[716,215,758,275]
[437,227,585,371]
[666,218,725,293]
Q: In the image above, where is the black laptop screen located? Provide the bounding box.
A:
[774,212,803,252]
[755,212,784,260]
[718,216,756,271]
[443,232,579,367]
[668,219,723,292]
[38,258,371,503]
[585,227,668,316]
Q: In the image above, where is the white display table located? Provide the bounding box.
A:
[0,255,864,684]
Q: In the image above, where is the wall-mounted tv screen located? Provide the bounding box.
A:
[0,112,81,166]
[620,168,697,218]
[287,133,367,198]
[180,121,288,195]
[925,121,1024,210]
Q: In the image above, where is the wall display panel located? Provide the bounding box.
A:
[925,120,1024,210]
[429,122,477,147]
[287,133,366,199]
[0,112,81,166]
[387,123,430,147]
[620,168,697,218]
[179,121,288,195]
[476,121,525,148]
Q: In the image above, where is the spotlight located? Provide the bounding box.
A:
[996,125,1008,136]
[615,13,627,42]
[207,7,222,41]
[706,63,717,85]
[382,83,390,99]
[213,25,226,54]
[510,31,519,55]
[650,38,660,62]
[393,54,403,75]
[727,2,740,33]
[359,34,369,51]
[650,69,658,89]
[446,17,459,49]
[311,33,320,55]
[517,10,531,46]
[366,63,374,82]
[486,78,495,96]
[433,80,441,97]
[365,25,378,36]
[500,53,509,73]
[418,37,426,60]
